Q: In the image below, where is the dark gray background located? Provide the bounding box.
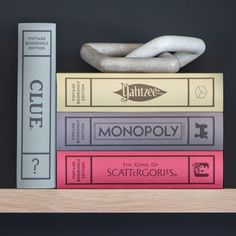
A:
[0,214,234,236]
[0,0,235,235]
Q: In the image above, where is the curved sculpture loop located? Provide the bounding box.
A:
[80,35,206,72]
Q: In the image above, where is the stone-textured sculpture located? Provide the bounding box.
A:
[80,35,206,72]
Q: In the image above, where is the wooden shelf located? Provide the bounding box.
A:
[0,189,235,213]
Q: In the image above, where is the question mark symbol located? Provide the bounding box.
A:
[32,158,40,174]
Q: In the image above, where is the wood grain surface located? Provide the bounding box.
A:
[0,189,235,213]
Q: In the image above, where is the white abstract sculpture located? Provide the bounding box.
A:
[80,35,206,72]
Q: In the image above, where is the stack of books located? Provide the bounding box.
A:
[56,73,223,189]
[16,23,223,189]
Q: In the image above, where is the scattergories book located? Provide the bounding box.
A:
[57,151,223,189]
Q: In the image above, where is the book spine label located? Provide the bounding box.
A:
[57,112,223,150]
[57,73,223,112]
[57,151,223,189]
[17,23,56,188]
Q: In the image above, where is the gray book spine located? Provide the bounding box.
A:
[17,23,56,188]
[57,112,223,151]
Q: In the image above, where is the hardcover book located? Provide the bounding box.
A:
[17,23,56,188]
[57,151,223,189]
[57,112,223,150]
[57,73,223,112]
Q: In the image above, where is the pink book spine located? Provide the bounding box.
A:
[57,151,223,189]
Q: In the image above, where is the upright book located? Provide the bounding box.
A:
[17,23,56,188]
[57,112,223,150]
[57,73,223,112]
